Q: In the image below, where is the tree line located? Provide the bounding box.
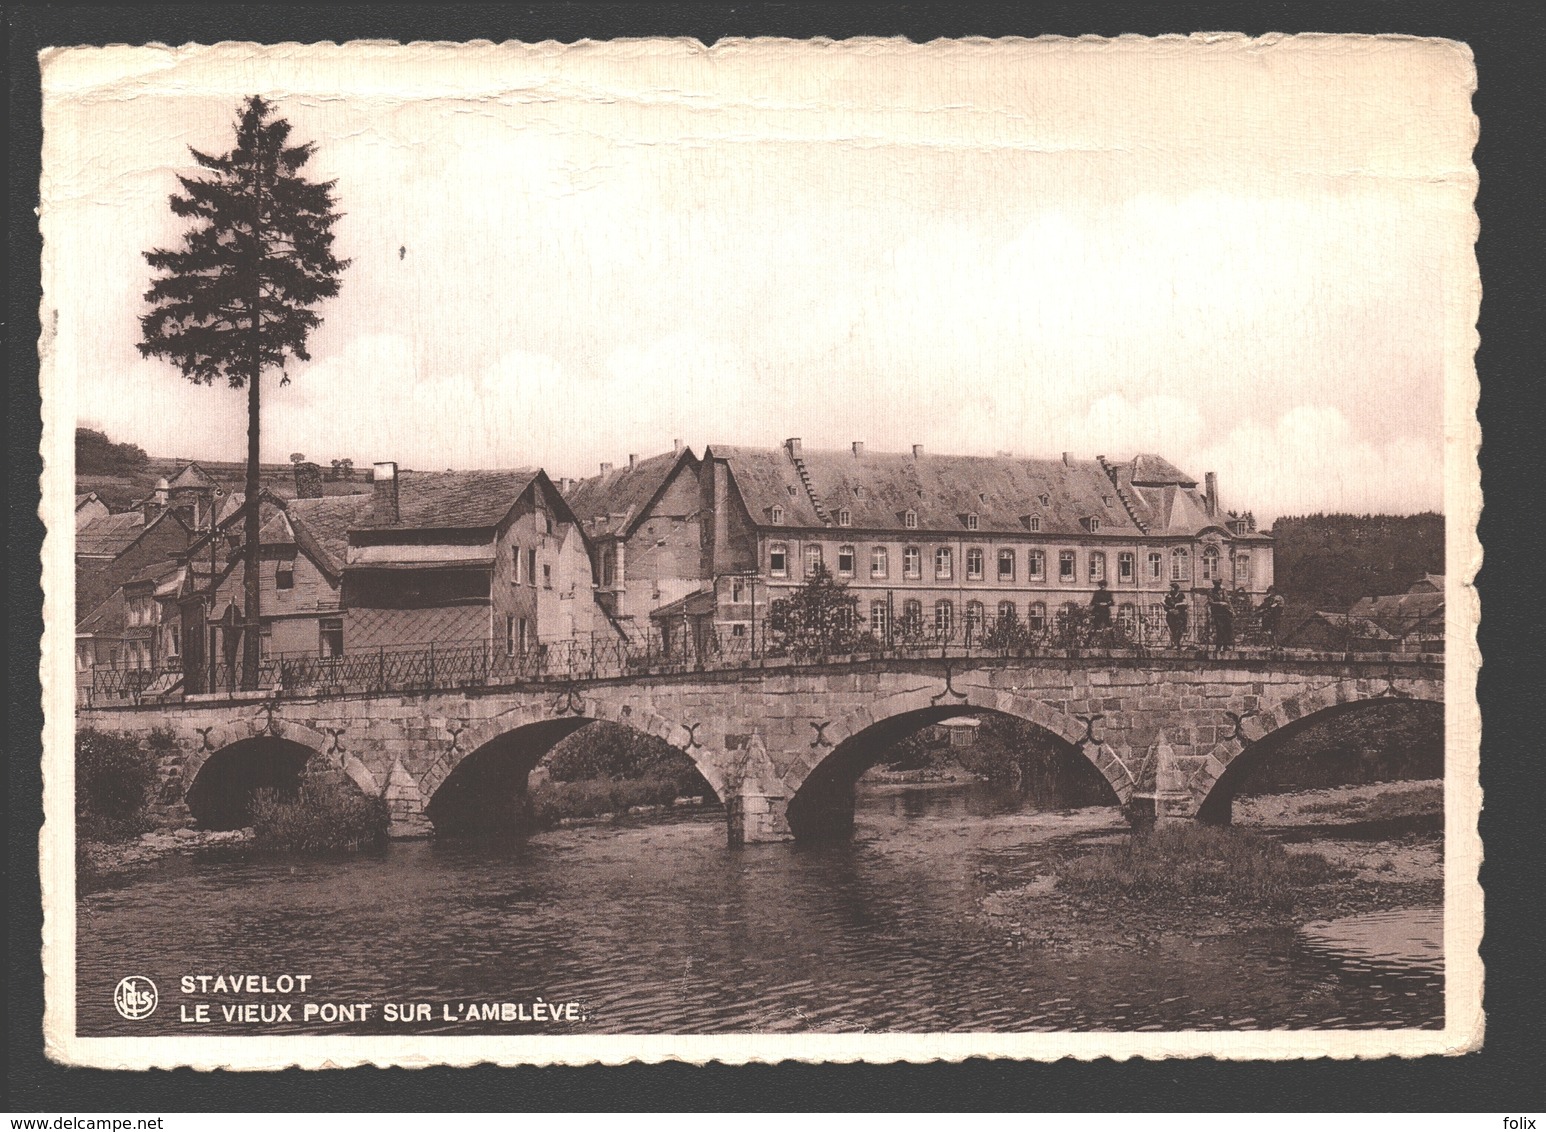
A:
[1268,512,1444,611]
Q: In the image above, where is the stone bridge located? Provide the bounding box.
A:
[78,654,1443,844]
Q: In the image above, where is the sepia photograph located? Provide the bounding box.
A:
[37,34,1481,1068]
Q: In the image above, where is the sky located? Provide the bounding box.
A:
[41,37,1476,522]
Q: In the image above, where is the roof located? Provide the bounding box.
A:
[282,494,375,576]
[77,588,126,635]
[353,469,539,531]
[647,587,718,620]
[1349,591,1444,633]
[75,511,144,557]
[708,444,1145,536]
[76,492,100,510]
[1102,456,1229,537]
[123,560,182,588]
[167,462,219,490]
[1410,574,1445,593]
[565,449,696,538]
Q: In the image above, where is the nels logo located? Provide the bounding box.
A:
[113,975,158,1020]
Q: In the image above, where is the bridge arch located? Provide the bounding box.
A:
[420,698,727,837]
[185,735,321,830]
[782,694,1132,841]
[1191,676,1444,820]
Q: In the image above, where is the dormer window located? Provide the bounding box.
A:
[786,485,797,497]
[771,505,785,525]
[965,512,979,531]
[904,509,918,530]
[837,508,852,527]
[1026,516,1041,533]
[1227,519,1248,536]
[1039,493,1050,507]
[1081,516,1101,533]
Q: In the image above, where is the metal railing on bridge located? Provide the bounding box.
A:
[77,607,1438,708]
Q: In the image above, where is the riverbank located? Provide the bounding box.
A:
[980,780,1442,953]
[79,827,254,887]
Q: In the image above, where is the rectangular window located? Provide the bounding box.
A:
[1089,551,1106,582]
[1059,550,1076,582]
[769,542,788,577]
[319,617,344,658]
[904,547,921,579]
[934,600,953,635]
[870,546,888,578]
[527,548,538,585]
[731,580,744,603]
[1235,551,1251,584]
[518,617,529,654]
[542,563,552,589]
[871,600,888,637]
[1029,550,1046,580]
[506,614,516,657]
[1118,551,1135,583]
[805,544,823,576]
[935,547,953,580]
[1148,551,1163,581]
[966,548,984,580]
[838,545,855,576]
[1028,517,1042,533]
[275,558,295,591]
[997,549,1015,581]
[513,544,522,584]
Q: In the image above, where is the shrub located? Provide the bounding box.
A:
[545,722,712,797]
[249,769,389,854]
[1059,824,1339,913]
[76,728,158,839]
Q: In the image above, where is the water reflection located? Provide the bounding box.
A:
[77,781,1442,1035]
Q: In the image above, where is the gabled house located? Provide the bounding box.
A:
[341,462,618,657]
[75,507,194,628]
[561,444,701,642]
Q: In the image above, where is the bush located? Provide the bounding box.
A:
[76,728,159,839]
[1059,824,1339,913]
[249,769,389,853]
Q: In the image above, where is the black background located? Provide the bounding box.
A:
[7,1,1542,1111]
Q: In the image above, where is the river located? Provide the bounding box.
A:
[77,781,1442,1035]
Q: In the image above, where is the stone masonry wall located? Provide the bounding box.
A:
[79,656,1443,843]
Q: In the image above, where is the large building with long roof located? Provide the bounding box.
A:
[691,439,1273,643]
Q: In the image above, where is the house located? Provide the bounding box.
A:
[695,439,1273,644]
[76,492,109,530]
[1348,575,1445,652]
[341,462,618,658]
[76,507,194,628]
[562,444,701,642]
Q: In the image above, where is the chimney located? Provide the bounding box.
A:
[600,462,613,476]
[372,461,399,524]
[673,438,683,454]
[1062,452,1072,466]
[851,441,865,457]
[785,437,802,456]
[558,476,573,495]
[911,444,924,458]
[628,453,638,470]
[1204,471,1218,517]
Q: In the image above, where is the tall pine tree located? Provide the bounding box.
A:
[140,96,347,687]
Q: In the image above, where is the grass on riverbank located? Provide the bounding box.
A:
[529,775,698,827]
[1058,824,1340,913]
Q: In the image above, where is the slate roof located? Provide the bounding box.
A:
[1349,591,1444,634]
[76,511,145,557]
[167,462,219,490]
[354,470,539,531]
[76,492,100,510]
[77,588,126,635]
[708,445,1146,536]
[281,494,375,576]
[565,449,696,538]
[1101,456,1234,537]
